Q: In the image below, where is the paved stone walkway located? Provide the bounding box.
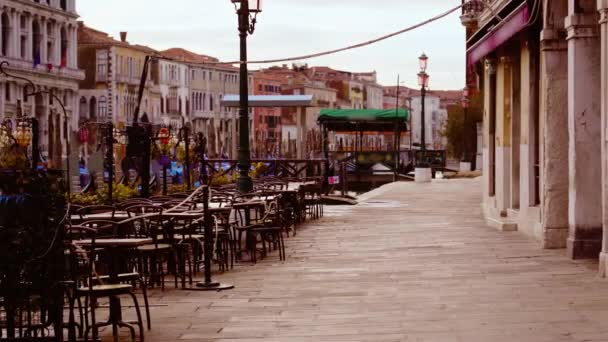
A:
[111,179,608,341]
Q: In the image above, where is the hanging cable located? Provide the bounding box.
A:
[199,4,464,66]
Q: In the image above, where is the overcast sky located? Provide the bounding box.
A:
[76,0,465,90]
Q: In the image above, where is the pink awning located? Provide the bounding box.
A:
[466,3,529,65]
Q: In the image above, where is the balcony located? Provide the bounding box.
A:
[460,0,485,29]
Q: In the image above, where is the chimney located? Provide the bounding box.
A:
[120,32,127,42]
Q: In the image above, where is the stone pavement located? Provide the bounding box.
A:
[107,179,608,341]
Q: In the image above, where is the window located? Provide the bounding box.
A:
[20,16,27,59]
[89,97,97,119]
[98,96,107,119]
[209,95,213,111]
[32,20,41,64]
[79,97,87,119]
[60,27,67,67]
[1,13,10,56]
[60,0,67,10]
[4,83,10,101]
[160,97,165,113]
[191,70,195,80]
[96,50,107,81]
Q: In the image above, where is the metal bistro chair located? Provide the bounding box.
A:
[79,220,152,331]
[76,205,116,220]
[248,197,287,262]
[125,205,190,290]
[66,226,145,342]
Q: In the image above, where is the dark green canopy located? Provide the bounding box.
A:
[318,109,409,132]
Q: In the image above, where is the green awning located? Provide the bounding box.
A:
[318,109,409,132]
[318,109,409,121]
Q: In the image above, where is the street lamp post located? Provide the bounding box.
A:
[415,53,432,183]
[231,0,262,193]
[460,86,472,172]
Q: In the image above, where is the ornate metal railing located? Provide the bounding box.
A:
[206,159,327,183]
[0,169,67,340]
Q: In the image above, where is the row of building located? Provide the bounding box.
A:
[460,0,608,275]
[0,0,458,177]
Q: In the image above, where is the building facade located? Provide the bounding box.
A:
[252,71,282,157]
[281,82,337,158]
[461,0,608,275]
[409,94,448,151]
[78,25,160,181]
[160,48,248,158]
[1,0,84,169]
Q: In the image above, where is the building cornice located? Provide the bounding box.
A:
[8,0,79,19]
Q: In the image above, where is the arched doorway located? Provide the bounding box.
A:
[79,96,87,123]
[89,96,97,120]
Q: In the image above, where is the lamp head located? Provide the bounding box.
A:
[418,53,429,72]
[231,0,263,12]
[417,71,429,88]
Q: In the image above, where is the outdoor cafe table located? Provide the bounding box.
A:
[70,203,227,223]
[72,237,152,335]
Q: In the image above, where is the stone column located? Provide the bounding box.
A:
[565,7,603,259]
[495,57,512,213]
[40,17,47,64]
[296,107,307,160]
[540,0,570,248]
[482,58,497,201]
[598,0,608,275]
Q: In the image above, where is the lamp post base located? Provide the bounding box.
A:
[237,175,253,193]
[414,167,432,183]
[187,281,235,292]
[459,162,472,173]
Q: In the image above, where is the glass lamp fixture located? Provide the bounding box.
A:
[231,0,263,12]
[14,120,32,148]
[417,71,430,88]
[418,53,428,72]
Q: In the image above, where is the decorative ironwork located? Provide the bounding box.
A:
[461,0,485,28]
[0,169,68,341]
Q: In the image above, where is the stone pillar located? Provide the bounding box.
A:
[598,0,608,275]
[495,57,512,213]
[565,8,603,259]
[482,58,497,200]
[539,0,570,249]
[296,107,307,159]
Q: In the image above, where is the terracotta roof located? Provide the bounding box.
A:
[430,90,463,101]
[78,22,157,54]
[160,48,219,63]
